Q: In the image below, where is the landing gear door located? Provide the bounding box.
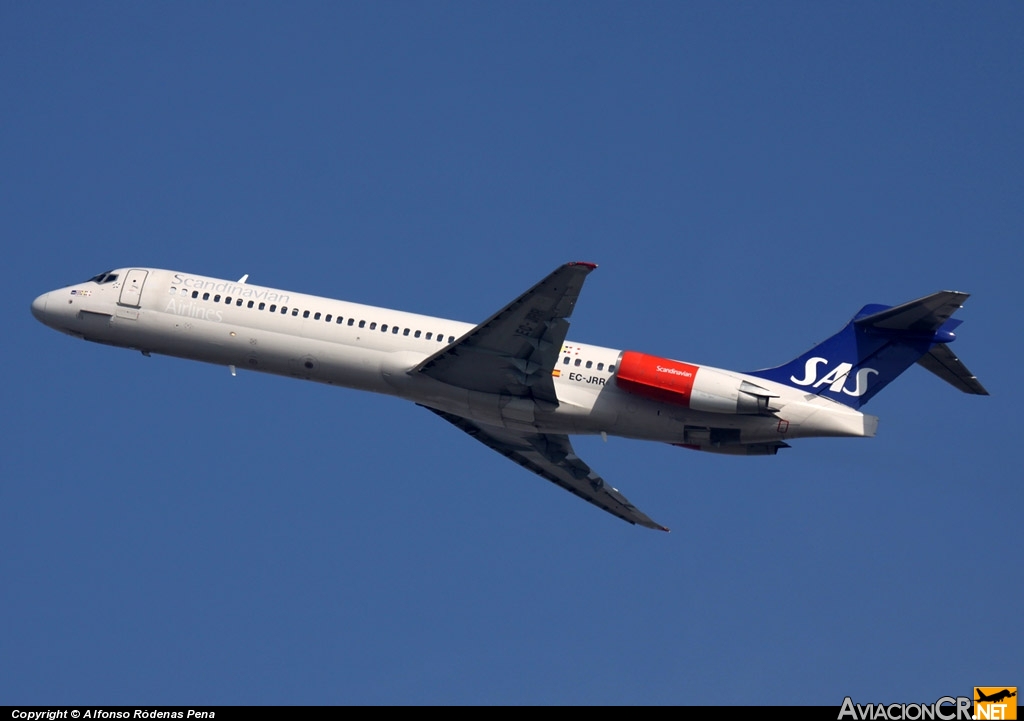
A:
[118,269,148,308]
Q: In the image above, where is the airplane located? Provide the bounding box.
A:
[976,689,1017,704]
[31,263,988,531]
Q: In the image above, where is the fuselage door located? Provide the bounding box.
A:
[118,269,148,308]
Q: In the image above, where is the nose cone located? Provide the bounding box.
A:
[31,292,49,322]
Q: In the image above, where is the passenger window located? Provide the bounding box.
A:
[448,336,455,343]
[586,361,592,369]
[425,332,432,340]
[225,296,231,304]
[314,312,321,320]
[369,322,377,330]
[381,324,388,332]
[403,329,410,336]
[563,357,570,365]
[214,294,221,302]
[359,320,365,328]
[169,287,177,295]
[303,310,310,318]
[325,314,331,322]
[597,363,604,371]
[438,335,444,342]
[236,298,242,306]
[203,292,210,300]
[247,300,254,308]
[292,308,299,316]
[181,288,188,296]
[270,305,277,313]
[259,302,265,310]
[574,359,581,367]
[393,327,399,334]
[348,319,355,326]
[609,365,616,373]
[414,330,421,338]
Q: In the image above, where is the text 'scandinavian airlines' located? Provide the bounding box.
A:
[32,263,987,531]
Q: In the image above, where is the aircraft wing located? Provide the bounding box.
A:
[413,262,596,408]
[423,407,669,531]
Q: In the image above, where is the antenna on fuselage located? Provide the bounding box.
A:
[237,274,249,283]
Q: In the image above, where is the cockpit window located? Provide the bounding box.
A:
[86,271,119,284]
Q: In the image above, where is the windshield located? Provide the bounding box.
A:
[86,271,119,284]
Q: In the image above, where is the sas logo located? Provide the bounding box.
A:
[790,357,878,397]
[975,688,1017,720]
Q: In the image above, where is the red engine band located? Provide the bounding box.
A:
[615,350,699,407]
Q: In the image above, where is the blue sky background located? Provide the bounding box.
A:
[3,2,1021,705]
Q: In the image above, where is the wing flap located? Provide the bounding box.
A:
[423,406,668,531]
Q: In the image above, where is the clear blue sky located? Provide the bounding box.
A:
[3,2,1020,705]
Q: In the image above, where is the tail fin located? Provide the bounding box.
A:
[748,291,988,409]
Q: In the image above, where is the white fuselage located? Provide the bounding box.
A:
[31,268,877,451]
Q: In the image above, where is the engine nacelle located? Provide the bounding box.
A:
[615,350,779,415]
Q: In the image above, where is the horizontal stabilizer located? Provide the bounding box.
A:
[855,290,988,395]
[916,344,989,395]
[749,289,985,408]
[855,290,969,333]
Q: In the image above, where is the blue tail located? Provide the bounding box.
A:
[748,291,987,409]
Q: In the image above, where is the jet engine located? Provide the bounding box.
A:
[615,350,779,415]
